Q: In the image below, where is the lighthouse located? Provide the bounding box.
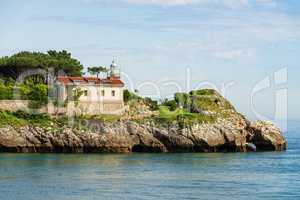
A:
[109,60,121,80]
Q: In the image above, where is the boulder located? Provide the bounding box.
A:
[0,119,287,153]
[248,121,287,151]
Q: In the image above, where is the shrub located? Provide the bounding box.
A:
[0,110,52,127]
[174,92,192,111]
[19,84,31,100]
[190,89,215,96]
[72,88,84,107]
[0,83,13,100]
[0,82,49,109]
[123,89,141,103]
[162,99,177,111]
[0,110,26,127]
[144,97,159,111]
[27,84,48,109]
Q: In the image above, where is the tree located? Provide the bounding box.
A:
[88,66,108,78]
[123,89,141,103]
[162,99,177,111]
[72,88,84,107]
[0,50,83,81]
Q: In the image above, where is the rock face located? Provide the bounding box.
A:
[0,119,287,153]
[248,121,287,151]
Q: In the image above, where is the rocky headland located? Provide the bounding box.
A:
[0,89,286,153]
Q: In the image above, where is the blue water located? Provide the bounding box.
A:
[0,122,300,200]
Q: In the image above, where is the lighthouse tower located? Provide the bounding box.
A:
[109,60,121,80]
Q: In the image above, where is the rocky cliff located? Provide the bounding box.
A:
[0,89,287,153]
[0,119,286,153]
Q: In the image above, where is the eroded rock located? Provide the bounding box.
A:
[0,119,287,153]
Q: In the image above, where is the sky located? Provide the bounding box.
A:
[0,0,299,121]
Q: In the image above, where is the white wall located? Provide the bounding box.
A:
[63,84,123,103]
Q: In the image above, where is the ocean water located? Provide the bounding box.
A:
[0,122,299,200]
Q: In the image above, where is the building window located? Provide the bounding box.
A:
[84,90,88,96]
[101,90,105,96]
[112,90,115,96]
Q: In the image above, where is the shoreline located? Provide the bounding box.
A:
[0,119,287,154]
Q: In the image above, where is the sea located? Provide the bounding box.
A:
[0,121,299,200]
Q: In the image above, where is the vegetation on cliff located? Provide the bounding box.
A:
[0,50,83,81]
[0,50,85,109]
[0,110,53,127]
[0,88,240,129]
[0,90,287,153]
[124,89,237,127]
[0,81,48,108]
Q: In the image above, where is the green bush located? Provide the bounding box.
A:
[26,84,48,109]
[27,84,48,101]
[190,89,215,96]
[174,92,191,111]
[0,83,13,100]
[0,110,53,127]
[0,110,26,127]
[144,97,159,111]
[0,83,49,109]
[162,99,177,111]
[156,106,215,128]
[174,89,233,114]
[19,84,31,100]
[123,89,141,103]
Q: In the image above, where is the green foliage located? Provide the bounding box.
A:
[27,84,48,109]
[158,106,182,120]
[176,113,215,128]
[0,110,26,127]
[144,97,159,111]
[72,88,84,107]
[0,83,48,107]
[153,89,237,128]
[174,89,234,114]
[123,89,131,102]
[88,66,108,78]
[19,84,31,100]
[174,92,191,110]
[13,110,52,127]
[24,74,46,84]
[123,89,141,103]
[0,82,13,100]
[0,50,83,80]
[0,110,52,127]
[189,89,216,96]
[155,106,215,128]
[27,84,48,101]
[162,99,177,111]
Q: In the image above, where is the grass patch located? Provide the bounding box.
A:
[190,89,216,96]
[155,106,216,128]
[0,110,27,127]
[0,110,53,127]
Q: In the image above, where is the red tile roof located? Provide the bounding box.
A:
[101,78,124,85]
[57,76,124,86]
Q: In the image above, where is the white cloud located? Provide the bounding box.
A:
[83,0,276,8]
[123,0,274,8]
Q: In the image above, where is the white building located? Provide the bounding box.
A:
[55,60,125,115]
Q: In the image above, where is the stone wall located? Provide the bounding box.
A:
[0,100,125,116]
[0,100,50,114]
[66,101,125,116]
